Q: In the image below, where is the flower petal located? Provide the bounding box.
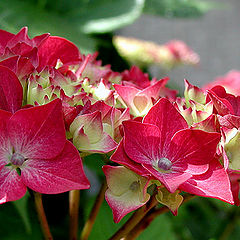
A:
[8,99,66,159]
[144,98,188,153]
[0,110,12,170]
[169,129,220,165]
[142,164,192,193]
[21,141,90,194]
[110,141,150,177]
[0,167,26,204]
[38,36,80,71]
[103,165,150,223]
[180,160,234,204]
[123,121,160,165]
[0,65,23,113]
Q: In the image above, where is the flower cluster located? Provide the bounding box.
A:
[0,27,239,226]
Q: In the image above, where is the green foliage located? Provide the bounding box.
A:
[0,0,144,53]
[0,193,42,240]
[0,0,218,55]
[0,0,97,54]
[144,0,219,18]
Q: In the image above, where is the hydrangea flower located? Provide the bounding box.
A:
[0,99,90,203]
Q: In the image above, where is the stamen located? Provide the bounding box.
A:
[157,157,172,171]
[10,153,25,166]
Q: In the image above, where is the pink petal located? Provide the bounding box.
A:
[123,121,160,165]
[168,129,220,165]
[0,167,26,204]
[144,98,188,153]
[0,65,23,113]
[8,99,66,159]
[229,172,240,205]
[71,111,103,143]
[86,132,117,153]
[180,160,234,204]
[141,78,168,99]
[114,84,139,107]
[218,114,240,129]
[110,141,150,177]
[105,188,149,223]
[103,165,150,223]
[0,110,12,170]
[192,114,219,132]
[207,90,234,116]
[21,141,90,194]
[142,164,192,193]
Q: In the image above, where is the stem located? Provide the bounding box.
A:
[34,192,53,240]
[125,193,195,240]
[109,194,159,240]
[80,180,107,240]
[69,190,80,240]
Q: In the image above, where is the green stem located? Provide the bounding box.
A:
[80,180,107,240]
[109,194,159,240]
[125,193,195,240]
[69,190,80,240]
[34,192,53,240]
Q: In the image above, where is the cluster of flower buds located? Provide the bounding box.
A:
[0,27,239,224]
[113,36,199,69]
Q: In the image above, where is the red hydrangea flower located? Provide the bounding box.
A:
[111,98,221,193]
[0,99,90,203]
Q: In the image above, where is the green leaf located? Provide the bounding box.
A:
[70,0,145,34]
[84,197,131,240]
[138,214,177,240]
[0,0,97,54]
[0,195,42,239]
[144,0,220,18]
[12,192,31,234]
[0,0,146,54]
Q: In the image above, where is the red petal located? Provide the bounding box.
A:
[0,29,14,53]
[142,164,192,193]
[169,129,220,165]
[123,121,160,165]
[8,99,66,159]
[0,110,12,169]
[144,98,188,153]
[0,167,26,204]
[21,141,90,194]
[38,36,81,71]
[180,160,234,204]
[0,65,23,113]
[110,141,150,177]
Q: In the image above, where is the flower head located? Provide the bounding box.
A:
[0,99,90,203]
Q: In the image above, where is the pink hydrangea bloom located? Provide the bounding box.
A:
[0,99,90,203]
[111,98,221,193]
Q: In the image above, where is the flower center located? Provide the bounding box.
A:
[129,181,140,192]
[157,157,172,171]
[10,153,25,166]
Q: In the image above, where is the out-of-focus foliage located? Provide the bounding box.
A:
[144,0,219,18]
[0,0,144,53]
[0,0,218,55]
